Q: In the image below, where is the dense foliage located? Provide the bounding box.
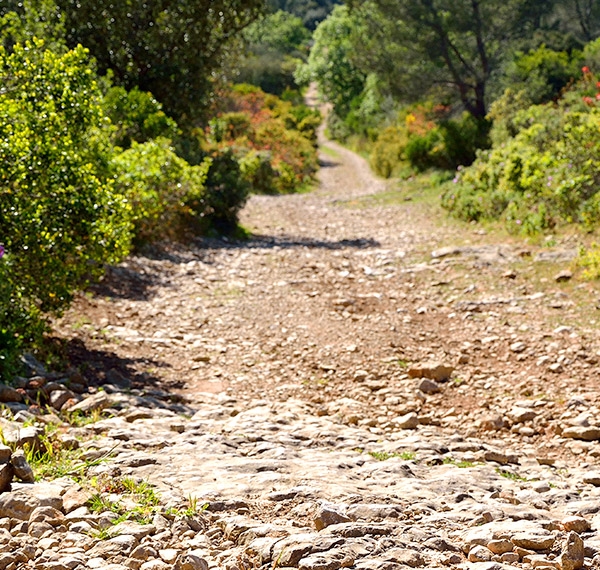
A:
[0,41,130,377]
[300,0,600,243]
[269,0,341,30]
[206,85,321,195]
[53,0,265,124]
[112,139,212,244]
[237,11,311,96]
[442,69,600,234]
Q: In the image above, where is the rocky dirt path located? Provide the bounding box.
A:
[2,124,600,569]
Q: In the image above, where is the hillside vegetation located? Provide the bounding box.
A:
[300,0,600,236]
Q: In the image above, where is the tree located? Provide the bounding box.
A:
[295,5,366,117]
[54,0,266,124]
[244,10,311,55]
[236,10,311,94]
[268,0,341,30]
[349,0,555,120]
[554,0,600,43]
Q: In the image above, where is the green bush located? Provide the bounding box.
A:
[443,80,600,234]
[368,102,489,176]
[440,114,490,168]
[206,85,320,195]
[208,112,253,144]
[369,125,408,178]
[326,110,354,142]
[239,150,277,194]
[0,40,131,379]
[200,149,250,233]
[111,138,210,244]
[236,52,301,96]
[404,128,447,171]
[503,46,582,104]
[487,89,535,146]
[104,86,179,149]
[283,104,321,147]
[577,244,600,280]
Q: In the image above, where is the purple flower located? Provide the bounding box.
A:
[0,245,4,259]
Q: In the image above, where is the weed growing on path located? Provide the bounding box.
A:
[369,451,416,461]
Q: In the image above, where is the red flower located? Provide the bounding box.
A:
[583,66,591,74]
[583,96,595,106]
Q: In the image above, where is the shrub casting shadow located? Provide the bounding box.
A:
[63,337,184,392]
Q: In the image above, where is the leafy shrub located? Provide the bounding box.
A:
[443,69,600,234]
[440,114,490,168]
[239,151,277,194]
[0,40,131,379]
[370,125,408,178]
[487,89,535,146]
[206,84,320,194]
[503,45,582,104]
[326,110,354,142]
[403,110,489,172]
[208,112,253,144]
[200,149,250,233]
[583,39,600,75]
[283,104,321,147]
[104,86,179,149]
[577,244,600,280]
[404,129,447,171]
[111,138,210,244]
[236,52,301,96]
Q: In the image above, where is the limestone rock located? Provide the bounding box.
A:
[0,384,22,403]
[408,363,454,382]
[487,539,514,555]
[0,484,62,520]
[468,545,493,562]
[314,504,351,530]
[67,391,111,414]
[3,426,44,452]
[393,412,419,430]
[0,445,12,463]
[49,387,77,410]
[507,407,536,423]
[0,462,13,493]
[582,472,600,486]
[29,505,65,525]
[11,450,35,483]
[175,551,209,570]
[418,378,441,394]
[555,270,573,282]
[511,531,555,551]
[562,426,600,441]
[559,531,584,570]
[562,517,590,534]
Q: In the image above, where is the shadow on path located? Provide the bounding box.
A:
[240,235,381,250]
[90,264,156,301]
[89,234,380,302]
[318,158,340,168]
[62,337,184,392]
